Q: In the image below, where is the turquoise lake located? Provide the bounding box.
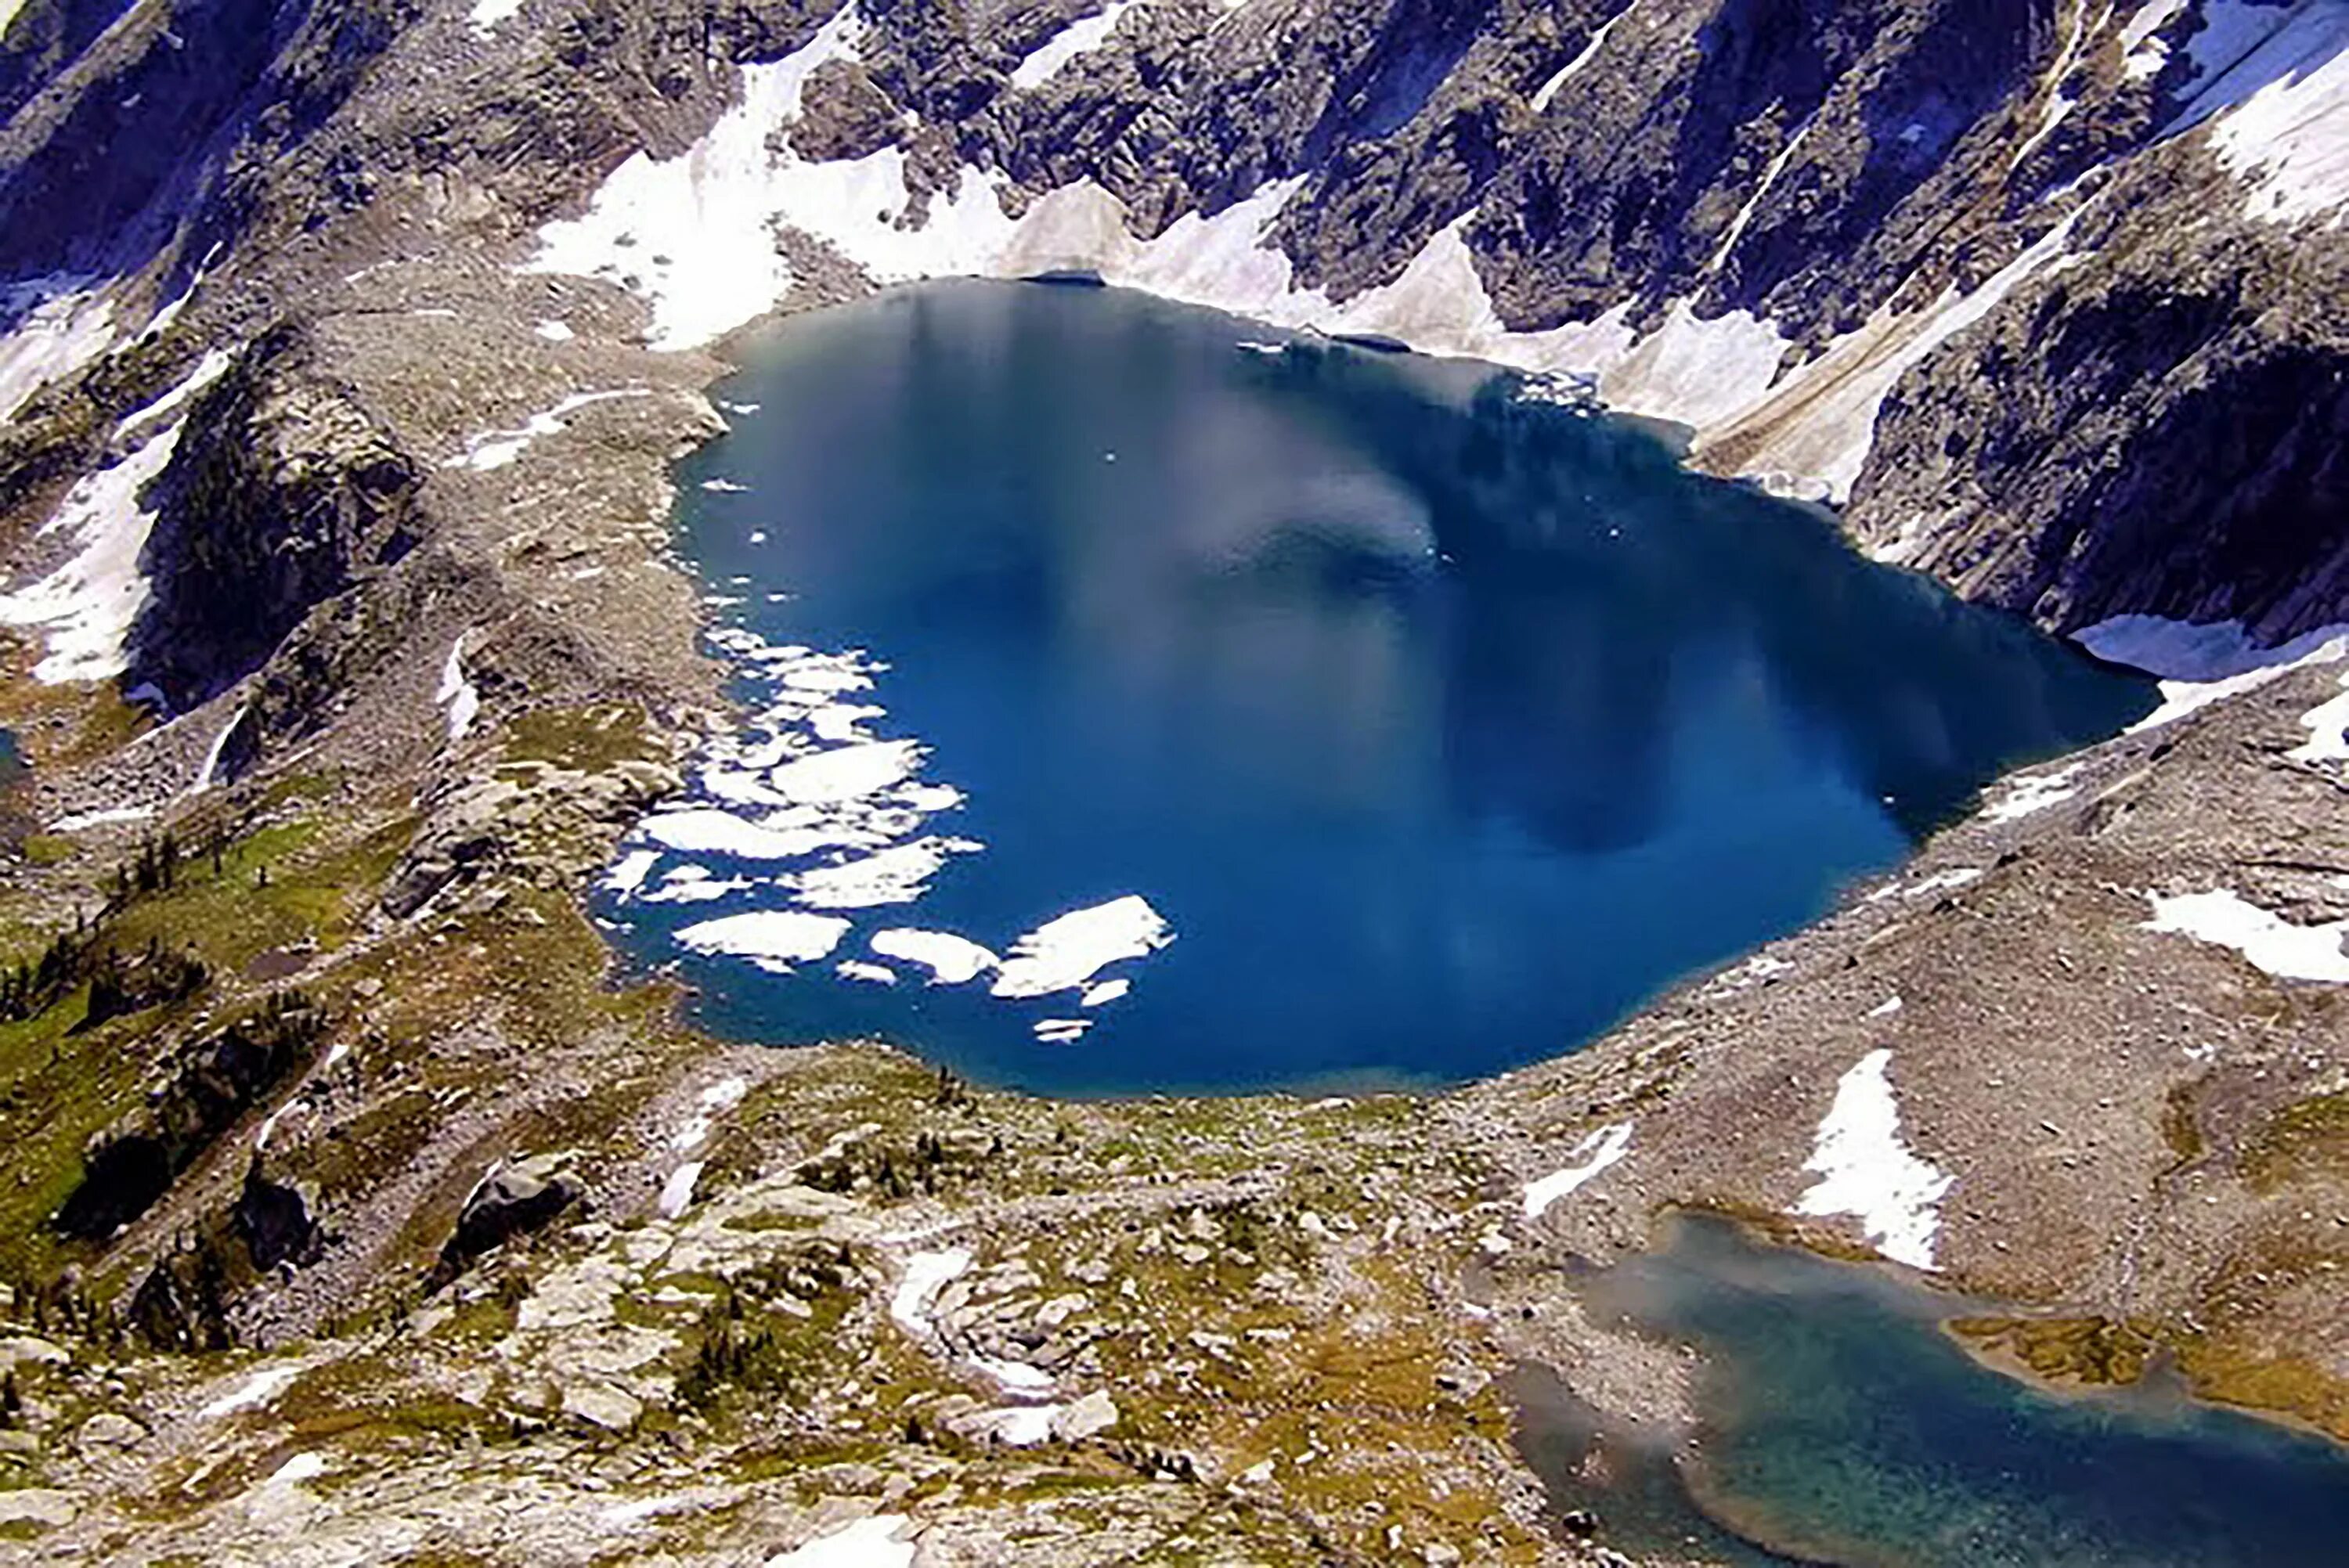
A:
[1517,1215,2349,1566]
[600,280,2153,1096]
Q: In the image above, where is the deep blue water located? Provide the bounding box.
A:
[1518,1215,2349,1566]
[602,280,2152,1096]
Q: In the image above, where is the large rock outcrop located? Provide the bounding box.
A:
[132,324,422,711]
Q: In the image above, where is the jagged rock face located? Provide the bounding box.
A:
[53,1000,325,1242]
[134,326,421,710]
[234,1162,324,1271]
[1849,167,2349,640]
[5,0,2338,653]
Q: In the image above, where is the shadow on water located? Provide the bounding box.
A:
[1513,1214,2349,1567]
[612,280,2156,1095]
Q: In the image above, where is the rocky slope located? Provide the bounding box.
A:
[0,0,2344,1562]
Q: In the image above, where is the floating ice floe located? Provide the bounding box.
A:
[788,836,983,909]
[640,809,837,860]
[701,478,750,493]
[1522,1123,1634,1221]
[603,849,663,897]
[674,910,850,972]
[1793,1049,1953,1271]
[991,896,1172,999]
[836,960,897,985]
[1080,978,1130,1007]
[2143,889,2349,983]
[871,929,999,985]
[1033,1018,1094,1044]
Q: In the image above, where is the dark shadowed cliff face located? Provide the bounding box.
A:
[132,323,422,711]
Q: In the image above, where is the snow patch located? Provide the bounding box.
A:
[1985,764,2081,821]
[2144,889,2349,982]
[1793,1049,1954,1271]
[1522,1123,1635,1220]
[2198,0,2349,224]
[0,413,184,683]
[2289,669,2349,762]
[764,1516,915,1568]
[659,1161,705,1218]
[2075,615,2349,730]
[446,388,650,471]
[1532,7,1633,113]
[51,804,157,832]
[436,633,481,741]
[889,1247,972,1337]
[0,276,116,424]
[200,1364,304,1419]
[1010,1,1142,90]
[188,703,248,796]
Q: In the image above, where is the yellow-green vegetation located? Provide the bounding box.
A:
[17,836,70,868]
[2172,1339,2349,1442]
[1947,1314,2156,1386]
[501,702,660,775]
[2242,1090,2349,1193]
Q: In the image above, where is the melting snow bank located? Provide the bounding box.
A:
[889,1247,972,1338]
[0,408,184,682]
[2075,615,2349,732]
[1523,1123,1635,1221]
[2144,890,2349,982]
[764,1515,916,1568]
[0,275,117,424]
[444,388,649,471]
[1793,1050,1954,1271]
[437,633,481,741]
[521,0,2123,503]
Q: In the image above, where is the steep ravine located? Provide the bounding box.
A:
[0,0,2344,1562]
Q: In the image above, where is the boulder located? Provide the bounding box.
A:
[433,1153,583,1285]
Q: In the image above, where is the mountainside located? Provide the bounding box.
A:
[0,0,2347,1563]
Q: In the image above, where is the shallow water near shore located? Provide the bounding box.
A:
[1516,1215,2349,1566]
[602,279,2152,1095]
